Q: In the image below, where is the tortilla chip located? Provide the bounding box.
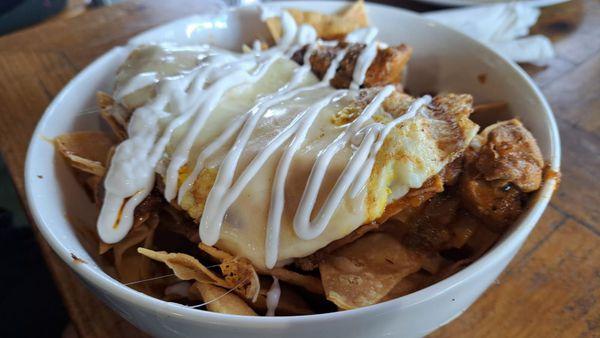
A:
[189,283,257,316]
[55,131,114,176]
[199,242,233,261]
[137,248,228,287]
[473,101,508,116]
[97,92,128,140]
[111,213,159,284]
[199,243,322,295]
[432,259,473,283]
[381,271,431,301]
[266,1,368,41]
[198,243,260,300]
[220,257,261,301]
[319,232,422,309]
[258,267,324,295]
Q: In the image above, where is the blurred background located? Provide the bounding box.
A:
[0,0,118,35]
[0,3,121,337]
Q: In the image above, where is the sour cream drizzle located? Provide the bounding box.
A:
[348,95,433,198]
[98,9,429,269]
[265,277,281,316]
[114,72,158,101]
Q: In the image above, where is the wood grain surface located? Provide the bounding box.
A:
[0,1,597,337]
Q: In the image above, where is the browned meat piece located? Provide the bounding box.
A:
[329,43,364,88]
[401,194,459,252]
[291,42,412,89]
[290,43,345,79]
[474,119,544,192]
[295,222,379,271]
[460,176,523,231]
[362,44,411,88]
[459,119,544,230]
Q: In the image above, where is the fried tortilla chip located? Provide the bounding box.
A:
[381,271,431,301]
[473,101,509,116]
[198,243,260,300]
[137,248,228,287]
[55,131,114,176]
[220,257,261,301]
[199,243,323,295]
[97,92,128,140]
[199,242,233,261]
[100,193,165,287]
[266,1,368,41]
[110,213,159,284]
[432,259,473,284]
[189,282,257,316]
[258,267,324,295]
[319,232,422,309]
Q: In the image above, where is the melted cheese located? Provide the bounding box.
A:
[101,13,478,269]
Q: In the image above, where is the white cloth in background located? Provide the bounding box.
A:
[425,4,555,66]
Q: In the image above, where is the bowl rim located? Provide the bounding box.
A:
[24,0,561,327]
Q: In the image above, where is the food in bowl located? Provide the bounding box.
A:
[55,1,547,316]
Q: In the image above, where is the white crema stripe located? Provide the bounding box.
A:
[114,72,158,101]
[264,47,350,268]
[350,34,379,90]
[99,9,422,270]
[348,95,433,198]
[292,85,395,241]
[265,277,281,316]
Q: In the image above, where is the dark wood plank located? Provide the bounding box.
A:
[543,55,600,138]
[533,0,600,65]
[0,51,147,337]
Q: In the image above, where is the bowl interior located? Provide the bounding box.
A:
[25,0,559,324]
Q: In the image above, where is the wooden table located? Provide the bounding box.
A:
[0,1,597,337]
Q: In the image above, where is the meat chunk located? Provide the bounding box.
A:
[473,119,544,192]
[401,194,459,252]
[291,42,412,89]
[460,176,523,230]
[459,119,544,230]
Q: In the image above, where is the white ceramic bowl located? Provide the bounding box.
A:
[25,2,560,337]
